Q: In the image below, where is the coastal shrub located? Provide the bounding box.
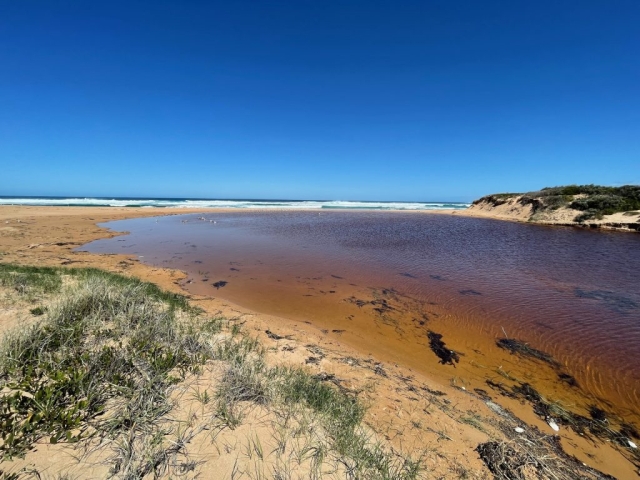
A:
[472,193,518,206]
[570,194,624,213]
[475,184,640,221]
[537,184,621,197]
[541,194,572,210]
[574,209,604,223]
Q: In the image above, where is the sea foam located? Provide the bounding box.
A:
[0,197,470,210]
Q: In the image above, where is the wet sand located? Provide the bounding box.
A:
[1,205,639,478]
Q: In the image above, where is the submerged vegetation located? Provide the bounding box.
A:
[487,338,640,473]
[0,264,423,479]
[473,184,640,223]
[427,331,460,366]
[496,338,559,367]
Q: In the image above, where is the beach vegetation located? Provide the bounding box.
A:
[0,271,209,461]
[0,265,63,298]
[0,264,423,478]
[474,184,640,223]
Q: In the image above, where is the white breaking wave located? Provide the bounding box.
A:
[0,197,470,210]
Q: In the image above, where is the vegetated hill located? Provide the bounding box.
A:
[470,184,640,229]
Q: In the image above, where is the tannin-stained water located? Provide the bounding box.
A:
[81,211,640,423]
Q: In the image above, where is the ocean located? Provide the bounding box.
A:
[0,196,470,210]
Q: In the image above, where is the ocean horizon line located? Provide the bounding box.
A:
[0,196,470,211]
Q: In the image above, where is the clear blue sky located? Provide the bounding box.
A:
[1,1,638,201]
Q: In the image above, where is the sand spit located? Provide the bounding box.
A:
[0,206,638,479]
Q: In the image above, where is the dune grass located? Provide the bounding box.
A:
[0,264,423,479]
[0,270,209,462]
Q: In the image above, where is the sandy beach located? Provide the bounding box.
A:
[1,205,638,479]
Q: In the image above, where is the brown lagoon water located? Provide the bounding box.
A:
[81,211,640,422]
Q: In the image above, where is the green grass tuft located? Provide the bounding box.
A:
[0,272,210,459]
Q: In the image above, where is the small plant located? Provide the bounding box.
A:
[193,388,211,405]
[29,306,46,316]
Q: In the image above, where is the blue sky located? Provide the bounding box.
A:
[1,1,638,201]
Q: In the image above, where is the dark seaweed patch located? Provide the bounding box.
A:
[312,372,336,382]
[372,299,393,315]
[621,423,640,440]
[398,272,417,279]
[345,296,394,315]
[476,436,617,480]
[265,330,293,341]
[427,331,460,366]
[212,281,228,289]
[558,372,579,387]
[459,289,482,296]
[485,380,640,448]
[347,297,367,308]
[575,288,638,313]
[429,275,446,281]
[589,406,607,422]
[496,338,559,367]
[421,386,446,396]
[373,363,387,377]
[473,388,491,400]
[476,442,527,479]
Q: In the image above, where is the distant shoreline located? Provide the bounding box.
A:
[0,196,470,211]
[2,193,637,232]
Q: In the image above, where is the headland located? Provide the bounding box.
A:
[454,185,640,232]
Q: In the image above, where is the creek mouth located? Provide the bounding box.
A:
[80,210,640,429]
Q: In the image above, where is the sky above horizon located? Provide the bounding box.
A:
[1,1,639,202]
